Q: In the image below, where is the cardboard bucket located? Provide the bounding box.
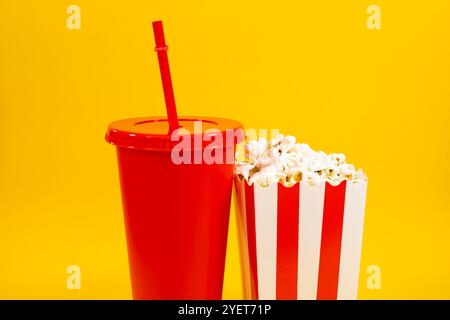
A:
[234,178,367,300]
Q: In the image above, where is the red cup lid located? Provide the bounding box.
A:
[105,116,244,151]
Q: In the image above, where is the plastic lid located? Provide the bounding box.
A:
[105,116,244,151]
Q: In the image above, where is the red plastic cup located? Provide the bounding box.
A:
[105,116,243,300]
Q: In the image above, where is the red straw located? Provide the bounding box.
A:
[152,20,179,132]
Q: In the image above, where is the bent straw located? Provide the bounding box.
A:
[152,20,179,132]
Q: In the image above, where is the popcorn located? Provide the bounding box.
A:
[235,162,255,181]
[235,134,367,187]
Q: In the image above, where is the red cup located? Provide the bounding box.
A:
[105,116,243,299]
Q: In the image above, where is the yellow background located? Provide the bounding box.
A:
[1,0,450,299]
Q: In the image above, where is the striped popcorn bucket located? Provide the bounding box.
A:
[234,178,368,300]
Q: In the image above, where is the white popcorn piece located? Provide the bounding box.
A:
[249,165,280,187]
[236,162,255,181]
[235,133,367,187]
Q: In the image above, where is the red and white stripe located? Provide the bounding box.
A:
[234,179,367,300]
